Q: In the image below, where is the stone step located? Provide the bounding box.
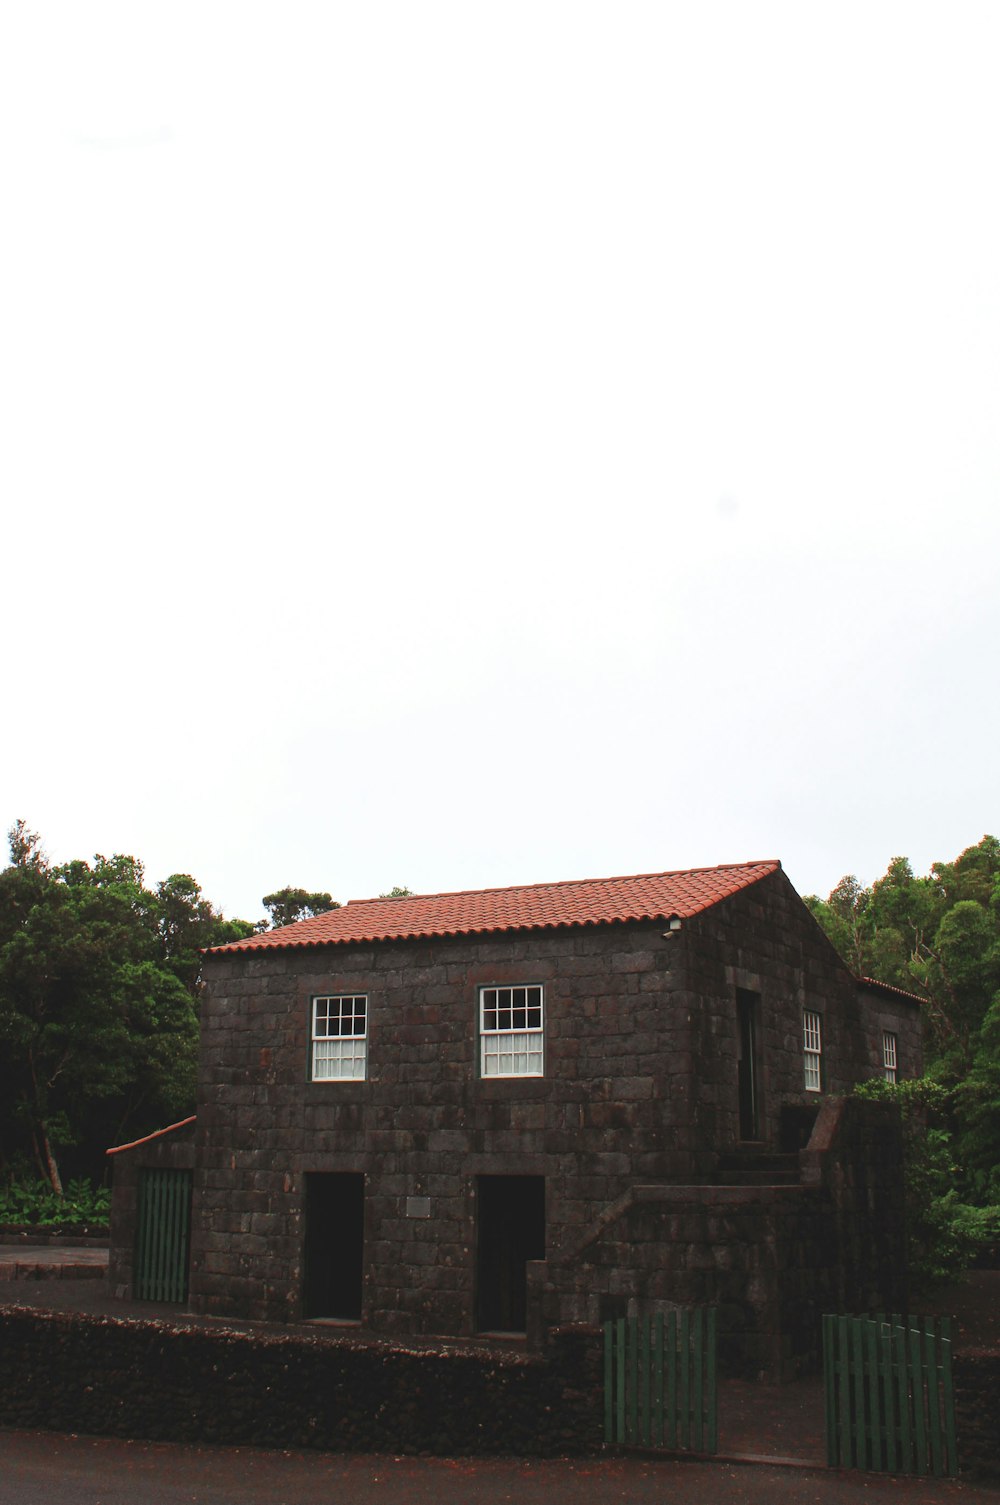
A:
[712,1151,801,1186]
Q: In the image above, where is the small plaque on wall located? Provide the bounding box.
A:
[406,1196,431,1219]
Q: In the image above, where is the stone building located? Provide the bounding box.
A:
[108,860,923,1377]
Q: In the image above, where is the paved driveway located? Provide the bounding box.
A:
[2,1431,997,1505]
[0,1245,107,1280]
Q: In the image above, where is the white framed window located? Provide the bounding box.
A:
[312,995,367,1080]
[803,1009,823,1092]
[480,985,544,1078]
[883,1031,898,1083]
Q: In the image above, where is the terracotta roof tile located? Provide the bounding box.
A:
[106,1116,196,1157]
[206,861,781,956]
[856,975,925,1007]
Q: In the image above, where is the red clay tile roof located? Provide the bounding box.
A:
[206,861,781,955]
[106,1116,196,1157]
[856,976,925,1007]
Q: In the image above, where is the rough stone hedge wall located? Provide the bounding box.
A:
[0,1309,602,1457]
[954,1351,1000,1481]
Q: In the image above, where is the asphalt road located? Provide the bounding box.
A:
[1,1431,997,1505]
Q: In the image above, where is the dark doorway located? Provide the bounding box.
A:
[476,1175,545,1333]
[736,988,761,1140]
[303,1173,364,1320]
[780,1103,819,1152]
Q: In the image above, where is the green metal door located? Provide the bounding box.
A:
[134,1168,192,1303]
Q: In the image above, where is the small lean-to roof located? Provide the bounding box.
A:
[106,1115,196,1157]
[205,861,782,955]
[856,975,925,1008]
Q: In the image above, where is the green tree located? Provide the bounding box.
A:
[379,886,413,899]
[0,823,253,1191]
[262,887,339,929]
[810,837,1000,1227]
[956,990,1000,1202]
[912,900,1000,1070]
[805,874,872,976]
[807,838,1000,1076]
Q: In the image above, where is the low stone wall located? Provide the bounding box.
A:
[954,1351,1000,1481]
[0,1307,602,1456]
[0,1259,105,1281]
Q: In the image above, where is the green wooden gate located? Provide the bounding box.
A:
[604,1309,718,1452]
[823,1314,957,1476]
[134,1168,193,1303]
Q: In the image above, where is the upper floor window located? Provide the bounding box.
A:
[803,1009,823,1092]
[882,1030,898,1083]
[312,994,367,1080]
[480,985,543,1077]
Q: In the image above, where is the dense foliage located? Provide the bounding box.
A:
[853,1078,1000,1291]
[807,837,1000,1280]
[0,822,256,1193]
[0,824,410,1204]
[0,1175,110,1230]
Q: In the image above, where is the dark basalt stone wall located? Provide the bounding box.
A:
[107,869,921,1369]
[531,1097,909,1380]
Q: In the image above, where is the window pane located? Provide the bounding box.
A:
[312,996,368,1079]
[479,986,544,1075]
[803,1010,822,1092]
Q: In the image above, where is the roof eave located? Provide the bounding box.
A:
[204,912,689,958]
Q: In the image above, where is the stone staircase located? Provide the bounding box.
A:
[712,1149,801,1186]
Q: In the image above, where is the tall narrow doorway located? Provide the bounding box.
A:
[476,1175,545,1333]
[303,1172,364,1320]
[737,988,761,1140]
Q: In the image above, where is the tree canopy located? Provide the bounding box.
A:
[806,835,1000,1203]
[0,823,394,1193]
[261,887,339,929]
[0,823,257,1191]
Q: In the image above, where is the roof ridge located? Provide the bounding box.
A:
[205,860,785,956]
[342,860,781,908]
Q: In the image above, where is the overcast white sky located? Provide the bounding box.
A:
[2,3,998,923]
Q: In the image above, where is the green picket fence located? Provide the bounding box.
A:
[603,1309,718,1452]
[823,1313,957,1476]
[134,1168,193,1303]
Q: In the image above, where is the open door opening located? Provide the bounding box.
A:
[476,1174,544,1334]
[303,1172,364,1320]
